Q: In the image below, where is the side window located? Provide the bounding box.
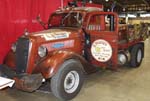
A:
[87,15,102,31]
[87,14,116,32]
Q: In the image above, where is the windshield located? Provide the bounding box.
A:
[48,12,83,28]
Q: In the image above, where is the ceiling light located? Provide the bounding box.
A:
[139,8,142,11]
[89,0,92,3]
[123,8,126,11]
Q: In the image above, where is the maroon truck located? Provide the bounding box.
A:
[0,6,148,100]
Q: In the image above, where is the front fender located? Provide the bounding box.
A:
[34,50,86,79]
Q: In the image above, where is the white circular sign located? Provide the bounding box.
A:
[91,39,112,62]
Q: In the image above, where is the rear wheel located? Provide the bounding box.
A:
[130,44,144,67]
[51,59,84,100]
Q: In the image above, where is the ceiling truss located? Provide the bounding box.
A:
[77,0,150,12]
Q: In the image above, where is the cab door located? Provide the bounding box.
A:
[84,12,119,69]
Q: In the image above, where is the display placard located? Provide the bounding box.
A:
[91,39,112,62]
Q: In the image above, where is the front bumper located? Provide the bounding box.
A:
[0,65,43,92]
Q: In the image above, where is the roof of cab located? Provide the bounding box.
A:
[56,7,103,13]
[72,7,103,12]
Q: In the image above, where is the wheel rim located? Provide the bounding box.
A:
[137,49,142,63]
[64,71,80,94]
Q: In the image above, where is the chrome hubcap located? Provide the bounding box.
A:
[64,71,79,94]
[137,49,142,63]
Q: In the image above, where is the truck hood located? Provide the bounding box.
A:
[28,28,80,42]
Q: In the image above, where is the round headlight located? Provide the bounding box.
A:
[38,46,47,57]
[11,43,16,52]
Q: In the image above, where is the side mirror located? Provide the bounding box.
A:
[36,14,46,29]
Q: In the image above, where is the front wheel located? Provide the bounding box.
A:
[51,59,84,100]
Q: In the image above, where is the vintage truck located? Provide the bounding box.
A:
[0,6,147,100]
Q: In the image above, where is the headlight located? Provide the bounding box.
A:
[11,43,16,52]
[38,46,47,57]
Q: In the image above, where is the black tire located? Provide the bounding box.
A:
[130,44,144,67]
[51,59,84,101]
